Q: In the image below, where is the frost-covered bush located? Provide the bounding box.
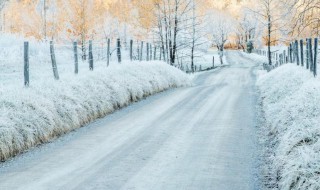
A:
[0,61,191,161]
[257,64,320,190]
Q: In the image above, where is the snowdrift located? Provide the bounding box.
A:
[0,61,191,161]
[257,64,320,190]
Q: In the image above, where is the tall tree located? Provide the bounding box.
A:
[153,0,193,65]
[249,0,284,65]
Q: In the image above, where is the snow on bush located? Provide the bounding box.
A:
[0,61,191,161]
[257,64,320,190]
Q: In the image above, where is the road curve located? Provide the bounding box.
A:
[0,51,260,190]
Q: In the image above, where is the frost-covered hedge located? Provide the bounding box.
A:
[257,64,320,190]
[0,61,191,161]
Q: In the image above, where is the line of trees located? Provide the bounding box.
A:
[0,0,318,69]
[153,0,208,71]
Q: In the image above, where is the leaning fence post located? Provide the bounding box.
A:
[309,38,314,72]
[88,40,94,70]
[24,42,29,87]
[300,39,304,67]
[130,39,133,61]
[107,38,110,66]
[50,41,59,80]
[314,38,318,77]
[73,41,78,74]
[117,38,121,63]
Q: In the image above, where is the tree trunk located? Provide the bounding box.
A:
[268,15,272,65]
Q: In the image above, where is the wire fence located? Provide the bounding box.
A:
[0,37,218,88]
[254,37,319,77]
[20,39,165,87]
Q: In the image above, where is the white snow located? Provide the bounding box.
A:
[0,35,191,161]
[0,51,259,190]
[193,49,224,70]
[257,63,320,190]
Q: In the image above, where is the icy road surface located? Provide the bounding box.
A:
[0,51,260,190]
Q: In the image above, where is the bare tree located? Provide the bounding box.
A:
[235,9,258,52]
[249,0,285,65]
[153,0,193,65]
[190,0,196,71]
[207,11,234,65]
[183,0,207,72]
[0,0,7,32]
[284,0,320,36]
[0,0,6,11]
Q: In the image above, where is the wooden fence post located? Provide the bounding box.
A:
[150,44,153,60]
[140,41,143,61]
[117,38,121,63]
[107,38,110,66]
[283,50,286,64]
[287,47,290,63]
[289,44,293,62]
[213,56,215,68]
[306,38,309,69]
[293,42,296,62]
[88,40,94,70]
[300,39,304,67]
[154,46,157,60]
[295,40,299,65]
[309,38,314,72]
[50,41,60,80]
[24,42,29,87]
[314,38,318,76]
[146,43,149,61]
[130,39,133,61]
[73,41,78,74]
[137,41,140,61]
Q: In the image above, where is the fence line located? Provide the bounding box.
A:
[22,38,163,87]
[254,37,319,77]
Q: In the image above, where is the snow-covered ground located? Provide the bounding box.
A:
[254,58,320,189]
[178,48,226,72]
[0,51,260,190]
[194,49,224,69]
[0,35,191,161]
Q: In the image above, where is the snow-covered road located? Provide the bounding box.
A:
[0,51,260,190]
